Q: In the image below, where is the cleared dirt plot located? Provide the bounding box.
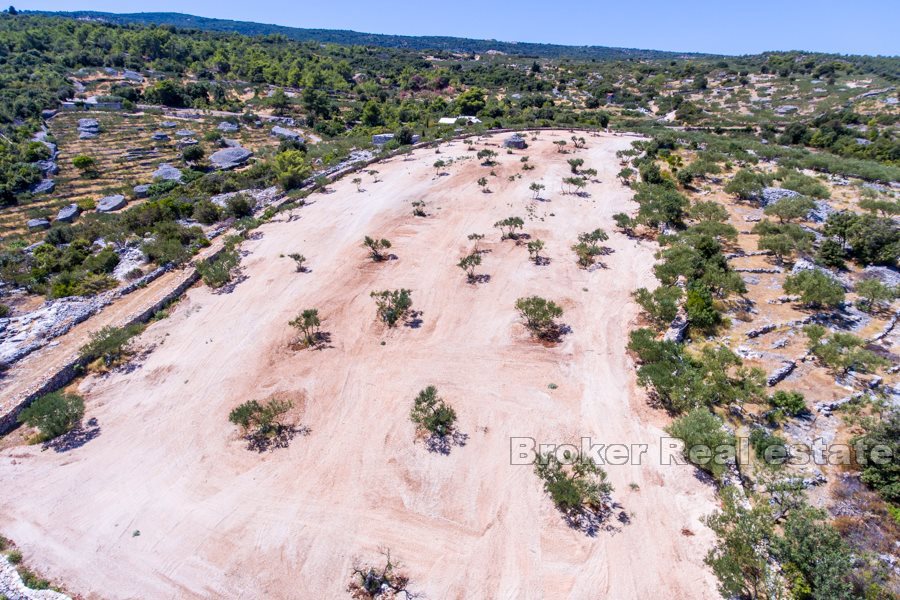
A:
[0,132,718,599]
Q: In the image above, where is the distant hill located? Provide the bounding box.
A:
[26,10,710,61]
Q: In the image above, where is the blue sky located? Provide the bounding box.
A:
[20,0,900,56]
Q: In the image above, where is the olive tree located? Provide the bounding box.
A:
[527,239,545,264]
[288,253,306,272]
[289,308,321,347]
[409,386,457,438]
[494,216,524,240]
[457,251,482,283]
[783,270,845,308]
[371,289,413,327]
[477,148,497,165]
[362,236,392,261]
[529,182,545,199]
[534,450,612,516]
[515,295,563,339]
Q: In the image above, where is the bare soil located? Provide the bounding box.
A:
[0,132,718,599]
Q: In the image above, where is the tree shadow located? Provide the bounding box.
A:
[311,331,333,350]
[562,501,624,537]
[405,310,424,329]
[533,256,551,266]
[214,272,249,295]
[244,424,311,453]
[468,274,491,284]
[425,430,469,455]
[44,418,101,453]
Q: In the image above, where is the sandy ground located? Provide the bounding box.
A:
[0,132,719,599]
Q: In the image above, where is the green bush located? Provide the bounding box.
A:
[685,285,720,332]
[769,390,806,419]
[852,410,899,503]
[632,286,681,330]
[17,391,84,441]
[749,427,787,463]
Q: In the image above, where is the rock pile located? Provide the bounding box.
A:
[0,555,70,600]
[77,118,100,139]
[757,187,799,207]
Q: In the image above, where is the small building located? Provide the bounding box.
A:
[438,116,482,125]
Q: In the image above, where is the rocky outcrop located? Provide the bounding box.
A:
[152,163,183,182]
[210,187,282,210]
[270,125,303,141]
[175,129,195,137]
[757,187,799,207]
[209,146,252,170]
[861,265,900,288]
[151,131,169,141]
[26,218,50,230]
[133,184,151,198]
[218,121,240,133]
[0,556,70,600]
[663,308,689,343]
[56,204,80,223]
[96,195,127,213]
[767,361,796,386]
[30,179,55,195]
[807,200,835,223]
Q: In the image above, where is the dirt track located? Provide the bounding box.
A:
[0,131,719,599]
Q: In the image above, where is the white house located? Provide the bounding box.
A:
[438,116,482,125]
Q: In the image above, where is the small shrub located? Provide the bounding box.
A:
[362,236,392,261]
[79,323,145,366]
[289,308,321,347]
[288,253,306,272]
[197,246,240,289]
